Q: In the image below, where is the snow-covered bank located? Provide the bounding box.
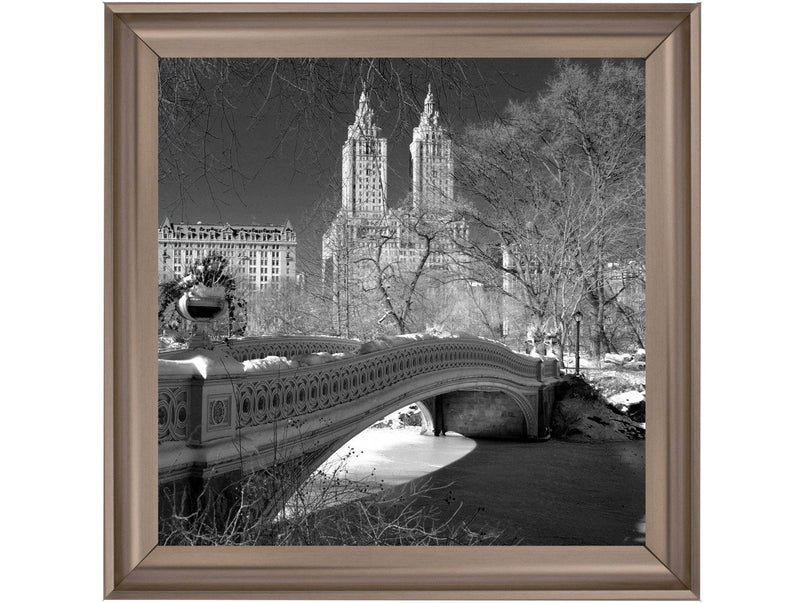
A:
[553,375,645,441]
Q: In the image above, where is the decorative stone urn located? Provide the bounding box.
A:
[176,285,227,348]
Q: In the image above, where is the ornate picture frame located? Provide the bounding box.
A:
[104,3,700,598]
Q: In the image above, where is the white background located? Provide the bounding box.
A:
[1,0,801,601]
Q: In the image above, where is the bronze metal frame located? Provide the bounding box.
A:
[104,3,700,598]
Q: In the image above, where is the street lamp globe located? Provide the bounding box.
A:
[573,310,583,323]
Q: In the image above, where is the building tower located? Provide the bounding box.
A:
[341,86,388,217]
[501,245,516,338]
[410,84,454,209]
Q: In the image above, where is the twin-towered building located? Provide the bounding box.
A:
[322,84,466,296]
[337,83,453,219]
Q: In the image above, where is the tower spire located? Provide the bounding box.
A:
[419,83,439,126]
[410,82,452,209]
[359,81,368,106]
[351,82,377,135]
[342,80,388,215]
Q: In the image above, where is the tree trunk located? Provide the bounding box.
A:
[615,300,645,349]
[589,246,615,359]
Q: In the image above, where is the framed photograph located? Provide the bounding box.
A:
[105,2,699,599]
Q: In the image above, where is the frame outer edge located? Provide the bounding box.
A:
[107,10,160,594]
[116,6,688,59]
[105,3,700,15]
[645,8,697,592]
[103,4,115,598]
[104,2,700,598]
[688,4,701,598]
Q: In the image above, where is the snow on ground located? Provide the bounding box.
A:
[565,349,646,370]
[368,405,424,430]
[585,369,645,399]
[609,390,645,406]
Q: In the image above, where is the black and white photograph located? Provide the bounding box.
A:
[156,57,647,546]
[9,0,804,601]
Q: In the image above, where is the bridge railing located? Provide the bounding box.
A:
[158,337,559,446]
[159,335,361,362]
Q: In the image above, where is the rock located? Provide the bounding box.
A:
[603,352,632,365]
[609,390,645,407]
[626,400,645,423]
[633,348,646,362]
[624,360,646,370]
[607,391,646,423]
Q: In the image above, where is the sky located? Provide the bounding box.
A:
[158,58,620,275]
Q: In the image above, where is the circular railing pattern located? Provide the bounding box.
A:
[232,339,542,428]
[158,337,555,443]
[158,386,188,442]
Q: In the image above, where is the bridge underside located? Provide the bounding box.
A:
[420,390,534,440]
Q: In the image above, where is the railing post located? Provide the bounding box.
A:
[536,385,553,440]
[536,358,561,441]
[186,377,237,446]
[159,349,244,447]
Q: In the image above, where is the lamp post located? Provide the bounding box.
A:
[573,310,583,376]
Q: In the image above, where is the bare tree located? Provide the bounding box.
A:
[246,281,326,336]
[547,61,645,357]
[353,194,470,334]
[452,60,645,360]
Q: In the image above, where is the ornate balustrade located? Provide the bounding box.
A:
[158,337,558,445]
[159,335,360,362]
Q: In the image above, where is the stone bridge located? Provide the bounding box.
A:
[158,336,561,493]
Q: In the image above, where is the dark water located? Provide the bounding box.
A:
[326,429,646,545]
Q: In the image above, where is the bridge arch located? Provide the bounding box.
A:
[297,378,540,486]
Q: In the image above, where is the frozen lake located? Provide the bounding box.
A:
[323,427,475,486]
[321,427,646,545]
